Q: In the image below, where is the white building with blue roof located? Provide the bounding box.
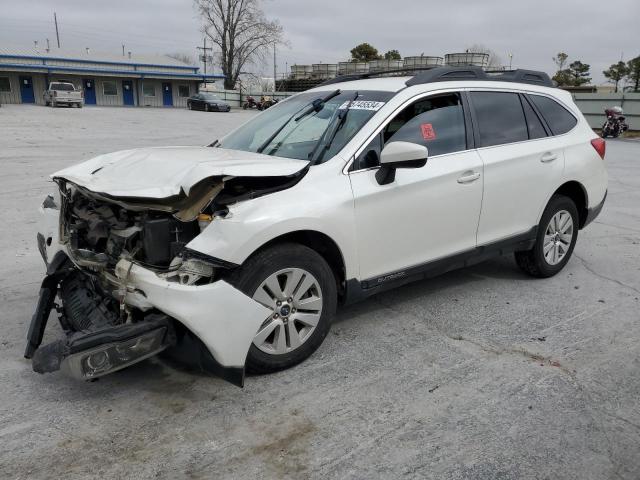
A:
[0,46,224,107]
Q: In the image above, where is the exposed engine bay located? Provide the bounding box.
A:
[26,167,307,386]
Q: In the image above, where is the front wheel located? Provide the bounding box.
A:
[227,243,337,374]
[515,195,579,278]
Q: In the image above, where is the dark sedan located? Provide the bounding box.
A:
[187,93,231,112]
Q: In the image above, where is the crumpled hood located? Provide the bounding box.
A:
[53,146,309,199]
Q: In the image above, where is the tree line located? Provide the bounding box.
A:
[552,52,640,92]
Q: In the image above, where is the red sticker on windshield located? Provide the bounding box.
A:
[421,123,436,140]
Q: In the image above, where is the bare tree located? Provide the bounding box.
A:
[466,44,502,68]
[194,0,284,90]
[166,52,195,65]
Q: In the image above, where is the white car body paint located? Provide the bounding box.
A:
[114,260,272,368]
[53,146,309,198]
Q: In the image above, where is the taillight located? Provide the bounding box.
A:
[591,138,606,160]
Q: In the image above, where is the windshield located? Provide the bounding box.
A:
[51,83,75,91]
[219,90,393,162]
[201,93,220,100]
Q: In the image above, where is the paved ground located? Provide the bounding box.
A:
[1,105,639,480]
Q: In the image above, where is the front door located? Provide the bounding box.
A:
[19,76,35,103]
[162,82,173,106]
[83,79,96,105]
[122,80,134,106]
[349,92,483,281]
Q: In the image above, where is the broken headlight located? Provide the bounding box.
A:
[63,328,168,379]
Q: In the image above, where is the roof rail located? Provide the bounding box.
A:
[316,66,439,87]
[316,66,554,88]
[406,66,553,87]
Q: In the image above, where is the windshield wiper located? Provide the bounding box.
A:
[308,91,359,163]
[256,89,341,154]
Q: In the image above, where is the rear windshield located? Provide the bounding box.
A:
[51,83,75,91]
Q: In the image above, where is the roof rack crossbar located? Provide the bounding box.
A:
[316,66,554,88]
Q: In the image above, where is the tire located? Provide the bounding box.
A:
[515,194,579,278]
[227,243,337,374]
[243,103,248,110]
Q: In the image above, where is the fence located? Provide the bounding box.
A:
[572,92,640,131]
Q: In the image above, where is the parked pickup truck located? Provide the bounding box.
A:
[44,82,83,108]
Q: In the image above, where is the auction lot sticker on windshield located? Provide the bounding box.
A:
[339,100,385,111]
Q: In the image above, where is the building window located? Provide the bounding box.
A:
[143,83,156,97]
[103,81,117,96]
[178,85,190,97]
[0,77,11,92]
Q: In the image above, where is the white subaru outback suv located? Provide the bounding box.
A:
[27,67,607,386]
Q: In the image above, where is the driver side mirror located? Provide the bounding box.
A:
[376,141,428,185]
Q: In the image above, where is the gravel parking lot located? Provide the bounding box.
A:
[1,105,639,480]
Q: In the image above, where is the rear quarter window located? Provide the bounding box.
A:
[528,94,577,135]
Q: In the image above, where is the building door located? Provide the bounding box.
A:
[122,80,134,106]
[83,79,96,105]
[19,76,35,103]
[162,82,173,106]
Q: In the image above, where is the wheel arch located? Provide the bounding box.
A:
[244,230,347,301]
[552,181,589,229]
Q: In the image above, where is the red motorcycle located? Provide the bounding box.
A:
[602,106,629,138]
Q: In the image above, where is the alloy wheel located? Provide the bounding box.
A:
[543,210,574,265]
[252,268,323,355]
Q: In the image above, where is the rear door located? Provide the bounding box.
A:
[349,91,484,281]
[470,90,564,245]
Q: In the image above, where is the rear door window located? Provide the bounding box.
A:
[470,91,528,147]
[521,95,547,140]
[528,94,577,135]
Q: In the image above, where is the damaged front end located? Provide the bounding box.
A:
[26,158,306,386]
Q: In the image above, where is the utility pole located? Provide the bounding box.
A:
[122,44,125,57]
[197,37,212,87]
[54,12,60,48]
[273,43,277,92]
[46,38,50,53]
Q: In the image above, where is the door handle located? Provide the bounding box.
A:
[457,171,481,184]
[541,152,558,163]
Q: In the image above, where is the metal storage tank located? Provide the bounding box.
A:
[444,52,489,68]
[368,59,404,73]
[312,63,338,79]
[290,64,312,79]
[403,56,443,69]
[338,62,369,75]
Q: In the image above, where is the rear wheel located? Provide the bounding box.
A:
[515,195,579,278]
[227,243,337,373]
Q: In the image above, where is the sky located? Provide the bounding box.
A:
[2,0,640,85]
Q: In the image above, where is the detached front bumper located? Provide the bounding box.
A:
[28,198,273,386]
